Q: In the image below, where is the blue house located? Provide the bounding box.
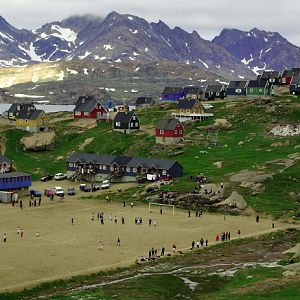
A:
[161,87,183,101]
[0,172,32,196]
[66,153,183,182]
[227,81,248,99]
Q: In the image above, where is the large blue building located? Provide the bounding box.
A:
[0,172,32,196]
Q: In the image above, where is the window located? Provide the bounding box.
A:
[25,119,28,123]
[132,115,136,120]
[180,109,184,113]
[84,112,90,116]
[115,122,121,127]
[179,130,182,134]
[130,122,134,127]
[259,88,263,92]
[126,167,130,172]
[19,119,23,123]
[103,165,107,170]
[216,92,220,96]
[69,162,74,167]
[135,122,139,127]
[162,170,167,175]
[175,130,178,134]
[99,165,103,170]
[235,89,241,93]
[186,109,190,113]
[133,168,137,173]
[75,111,81,116]
[160,129,164,134]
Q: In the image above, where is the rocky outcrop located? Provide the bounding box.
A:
[229,170,273,183]
[269,125,300,137]
[21,131,56,151]
[217,191,247,210]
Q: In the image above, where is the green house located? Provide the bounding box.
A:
[246,79,272,97]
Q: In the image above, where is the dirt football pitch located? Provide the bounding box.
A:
[0,180,294,292]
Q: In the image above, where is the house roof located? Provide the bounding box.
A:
[282,70,293,77]
[127,157,179,170]
[156,119,180,130]
[162,87,182,94]
[291,76,300,85]
[8,103,35,115]
[17,109,46,120]
[74,96,105,113]
[261,71,280,79]
[136,97,154,105]
[114,111,136,123]
[66,153,182,171]
[183,86,201,94]
[0,172,31,179]
[205,84,224,93]
[66,153,116,165]
[228,81,248,89]
[247,79,269,88]
[0,156,11,163]
[176,99,197,110]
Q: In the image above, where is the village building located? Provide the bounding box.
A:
[281,70,294,86]
[113,111,140,133]
[260,71,281,85]
[289,76,300,95]
[155,119,183,145]
[6,103,36,120]
[172,99,213,122]
[182,87,203,100]
[0,172,32,197]
[226,81,248,99]
[73,96,109,121]
[161,87,183,101]
[0,156,12,173]
[136,97,156,109]
[16,109,50,132]
[204,85,227,100]
[246,79,272,97]
[66,153,183,182]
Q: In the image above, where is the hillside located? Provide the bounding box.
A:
[0,60,227,104]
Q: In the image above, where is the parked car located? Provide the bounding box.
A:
[101,180,110,189]
[79,184,91,192]
[44,188,54,197]
[67,187,75,195]
[54,173,67,181]
[91,182,100,191]
[30,189,42,197]
[40,174,54,182]
[54,186,64,197]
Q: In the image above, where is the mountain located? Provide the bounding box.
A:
[213,28,300,74]
[0,12,254,80]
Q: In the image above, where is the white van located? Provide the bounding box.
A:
[101,180,110,189]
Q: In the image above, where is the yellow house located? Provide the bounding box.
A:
[16,109,50,132]
[172,99,213,122]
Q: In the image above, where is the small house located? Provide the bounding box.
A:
[113,111,140,133]
[136,97,155,108]
[172,99,213,122]
[281,70,294,85]
[246,79,272,97]
[182,87,203,100]
[73,96,108,121]
[0,156,12,173]
[204,85,226,100]
[16,109,50,132]
[7,103,36,120]
[155,119,183,145]
[261,71,281,86]
[227,81,248,98]
[161,87,183,101]
[289,76,300,95]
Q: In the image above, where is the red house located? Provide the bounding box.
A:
[73,96,108,121]
[281,70,293,85]
[155,119,183,145]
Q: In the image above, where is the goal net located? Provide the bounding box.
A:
[149,202,175,215]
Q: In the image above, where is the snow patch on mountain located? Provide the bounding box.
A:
[198,58,209,69]
[78,51,91,60]
[50,25,77,43]
[103,44,114,50]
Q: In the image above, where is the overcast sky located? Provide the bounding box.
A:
[2,0,300,45]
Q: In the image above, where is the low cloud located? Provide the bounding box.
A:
[1,0,299,45]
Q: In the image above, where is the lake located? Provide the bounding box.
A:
[0,103,75,114]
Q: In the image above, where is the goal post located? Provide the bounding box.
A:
[149,202,175,215]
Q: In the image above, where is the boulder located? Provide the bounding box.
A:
[213,161,223,168]
[214,118,232,129]
[230,170,273,183]
[218,191,247,210]
[21,131,56,151]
